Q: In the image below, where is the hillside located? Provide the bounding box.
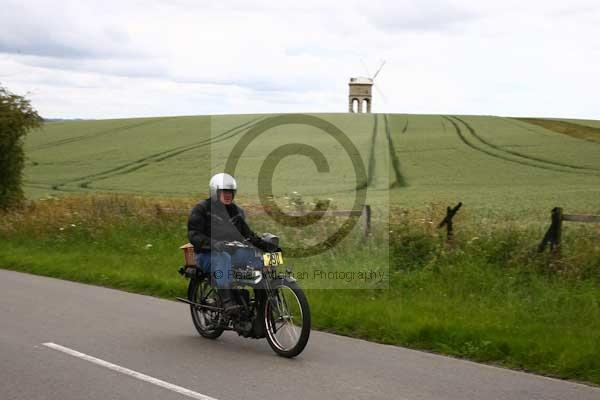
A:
[24,113,600,216]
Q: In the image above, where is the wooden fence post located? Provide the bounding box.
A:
[551,207,563,255]
[362,204,371,240]
[538,207,563,254]
[438,202,462,243]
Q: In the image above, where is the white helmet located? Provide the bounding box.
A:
[209,173,237,198]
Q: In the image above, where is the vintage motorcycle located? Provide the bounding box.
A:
[176,238,310,358]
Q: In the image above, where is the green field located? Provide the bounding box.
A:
[24,113,600,219]
[5,113,600,383]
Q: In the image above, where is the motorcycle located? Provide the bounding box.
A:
[176,238,311,358]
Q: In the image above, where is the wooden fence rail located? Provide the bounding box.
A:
[562,214,600,223]
[538,207,600,254]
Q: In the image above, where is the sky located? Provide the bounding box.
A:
[1,0,599,120]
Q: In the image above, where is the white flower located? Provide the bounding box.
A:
[70,224,76,227]
[145,244,153,248]
[59,227,64,231]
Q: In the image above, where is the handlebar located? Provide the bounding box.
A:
[223,240,252,248]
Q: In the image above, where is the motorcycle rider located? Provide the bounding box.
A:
[187,173,277,313]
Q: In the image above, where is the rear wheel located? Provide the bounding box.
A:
[188,278,224,339]
[264,279,310,357]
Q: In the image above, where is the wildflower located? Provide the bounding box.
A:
[59,227,64,231]
[467,237,480,245]
[145,244,153,249]
[70,224,76,227]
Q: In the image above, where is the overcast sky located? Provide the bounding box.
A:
[1,0,599,119]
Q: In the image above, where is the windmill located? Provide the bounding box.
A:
[348,60,386,113]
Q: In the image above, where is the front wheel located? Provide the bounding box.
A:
[264,279,311,358]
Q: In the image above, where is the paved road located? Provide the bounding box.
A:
[1,269,598,400]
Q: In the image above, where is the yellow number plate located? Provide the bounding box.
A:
[263,252,284,266]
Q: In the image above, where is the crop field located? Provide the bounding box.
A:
[385,115,600,218]
[24,113,600,218]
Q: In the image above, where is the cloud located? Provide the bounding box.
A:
[0,0,145,59]
[13,55,169,80]
[361,0,479,32]
[0,0,598,119]
[0,0,351,94]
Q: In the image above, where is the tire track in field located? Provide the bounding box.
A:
[443,116,597,175]
[452,116,600,173]
[23,181,197,197]
[77,117,263,188]
[55,117,263,190]
[368,114,378,186]
[29,118,173,151]
[402,119,409,134]
[23,181,85,194]
[383,114,407,187]
[396,147,456,154]
[357,114,378,190]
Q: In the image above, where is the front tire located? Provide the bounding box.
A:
[264,279,311,357]
[188,278,225,339]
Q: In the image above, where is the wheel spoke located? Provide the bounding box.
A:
[191,280,222,334]
[265,284,305,353]
[284,323,299,343]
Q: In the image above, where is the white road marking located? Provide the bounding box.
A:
[42,342,219,400]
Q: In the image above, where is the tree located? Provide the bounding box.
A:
[0,84,42,210]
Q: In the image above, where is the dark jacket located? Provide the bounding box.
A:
[187,198,267,253]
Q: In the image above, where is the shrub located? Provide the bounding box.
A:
[0,85,41,210]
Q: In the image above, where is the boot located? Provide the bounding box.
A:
[218,288,242,314]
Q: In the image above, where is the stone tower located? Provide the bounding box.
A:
[348,77,373,113]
